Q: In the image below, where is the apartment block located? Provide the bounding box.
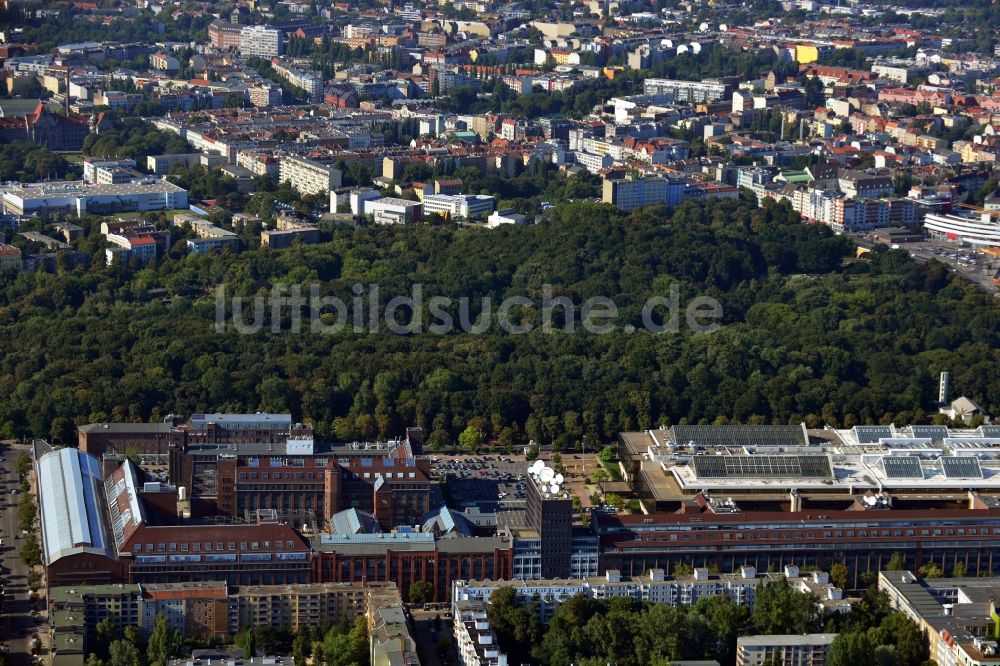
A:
[279,155,343,196]
[602,175,685,211]
[239,25,284,58]
[0,242,22,272]
[453,600,509,666]
[737,634,836,666]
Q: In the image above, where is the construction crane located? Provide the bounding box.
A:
[958,202,1000,217]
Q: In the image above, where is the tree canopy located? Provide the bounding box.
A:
[0,197,997,446]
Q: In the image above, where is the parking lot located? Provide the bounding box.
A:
[882,238,1000,293]
[432,456,530,512]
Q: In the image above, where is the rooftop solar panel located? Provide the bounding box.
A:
[878,455,924,480]
[940,457,983,479]
[909,426,950,442]
[670,424,808,448]
[853,425,894,444]
[690,455,832,480]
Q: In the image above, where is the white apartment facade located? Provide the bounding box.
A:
[279,156,343,196]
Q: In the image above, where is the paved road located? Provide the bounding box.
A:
[409,608,452,666]
[905,242,999,293]
[0,442,41,666]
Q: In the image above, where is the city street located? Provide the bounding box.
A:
[0,442,40,666]
[905,241,1000,293]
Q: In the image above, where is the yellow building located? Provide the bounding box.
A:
[795,45,820,64]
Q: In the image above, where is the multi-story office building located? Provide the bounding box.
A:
[2,181,188,218]
[311,531,514,603]
[279,155,343,196]
[365,197,423,224]
[35,443,313,589]
[736,634,837,666]
[208,20,242,50]
[525,463,572,578]
[239,25,284,58]
[421,194,495,220]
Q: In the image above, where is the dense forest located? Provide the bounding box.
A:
[487,578,928,666]
[1,197,998,446]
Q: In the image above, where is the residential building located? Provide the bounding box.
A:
[736,634,836,666]
[880,571,1000,666]
[0,242,21,272]
[453,600,509,666]
[248,84,283,108]
[602,175,685,211]
[105,234,158,266]
[643,78,730,103]
[270,61,323,101]
[228,582,397,632]
[174,215,240,255]
[260,224,320,248]
[837,170,894,200]
[240,25,284,58]
[452,565,848,621]
[279,155,343,196]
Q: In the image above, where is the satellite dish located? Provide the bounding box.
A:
[554,473,564,484]
[698,21,708,31]
[719,23,728,31]
[549,483,560,494]
[531,460,544,473]
[540,467,555,483]
[677,44,689,54]
[691,42,702,54]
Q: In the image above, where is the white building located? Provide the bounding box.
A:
[422,194,494,220]
[240,25,284,58]
[486,209,528,228]
[365,197,423,224]
[2,181,188,218]
[643,78,729,103]
[602,175,685,211]
[452,565,847,622]
[279,155,343,197]
[105,234,158,266]
[736,634,836,666]
[453,600,508,666]
[924,212,1000,248]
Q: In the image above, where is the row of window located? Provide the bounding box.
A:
[134,540,299,553]
[239,471,324,480]
[632,526,1000,543]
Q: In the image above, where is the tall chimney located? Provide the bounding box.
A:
[939,371,950,405]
